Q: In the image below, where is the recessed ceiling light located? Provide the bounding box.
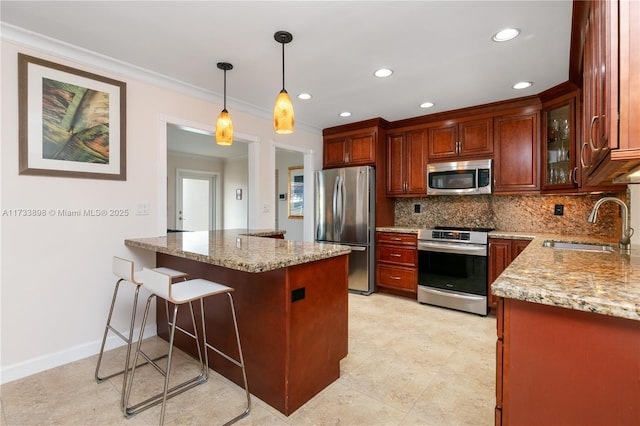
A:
[420,102,435,109]
[513,81,533,90]
[339,112,352,117]
[493,28,520,42]
[297,93,312,100]
[374,68,393,78]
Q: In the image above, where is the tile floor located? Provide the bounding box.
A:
[0,293,496,425]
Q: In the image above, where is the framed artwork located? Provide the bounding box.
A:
[18,53,127,180]
[288,166,303,219]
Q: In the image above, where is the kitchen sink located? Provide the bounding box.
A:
[542,240,616,253]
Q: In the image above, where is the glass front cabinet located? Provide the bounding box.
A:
[542,96,577,190]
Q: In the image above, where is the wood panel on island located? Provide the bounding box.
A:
[375,232,418,299]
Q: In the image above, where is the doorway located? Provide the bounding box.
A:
[176,169,217,231]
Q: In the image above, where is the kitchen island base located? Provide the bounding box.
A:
[496,298,640,425]
[155,252,349,416]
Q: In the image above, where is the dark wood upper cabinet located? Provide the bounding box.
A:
[493,109,541,193]
[427,117,493,161]
[572,0,640,184]
[386,129,428,196]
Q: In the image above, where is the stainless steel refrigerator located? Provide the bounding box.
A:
[315,166,375,294]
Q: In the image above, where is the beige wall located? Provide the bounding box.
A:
[0,37,322,383]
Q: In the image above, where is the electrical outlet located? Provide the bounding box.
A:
[414,204,421,213]
[554,204,564,216]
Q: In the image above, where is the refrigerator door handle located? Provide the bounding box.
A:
[332,175,340,236]
[338,175,346,235]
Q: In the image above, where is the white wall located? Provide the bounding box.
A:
[223,156,249,229]
[0,34,322,383]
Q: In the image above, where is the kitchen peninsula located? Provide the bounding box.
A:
[125,230,351,416]
[492,234,640,425]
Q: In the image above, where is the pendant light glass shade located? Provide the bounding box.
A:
[274,31,294,134]
[274,89,294,134]
[215,109,233,145]
[216,62,233,146]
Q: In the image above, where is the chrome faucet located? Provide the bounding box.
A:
[587,197,634,253]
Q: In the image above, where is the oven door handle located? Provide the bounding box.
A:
[417,241,487,256]
[421,287,486,302]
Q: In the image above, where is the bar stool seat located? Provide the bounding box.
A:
[124,268,250,425]
[94,257,188,414]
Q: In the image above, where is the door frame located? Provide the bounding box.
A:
[157,114,259,235]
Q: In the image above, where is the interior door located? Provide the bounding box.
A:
[176,170,215,231]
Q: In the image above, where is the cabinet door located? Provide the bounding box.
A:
[405,129,429,194]
[386,133,406,195]
[459,118,493,158]
[542,98,578,191]
[494,112,540,193]
[488,239,512,310]
[428,123,458,159]
[323,137,348,168]
[512,239,531,258]
[349,133,376,165]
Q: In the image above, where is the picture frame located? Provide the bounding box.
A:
[18,53,127,180]
[287,166,304,219]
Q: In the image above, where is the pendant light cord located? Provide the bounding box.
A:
[223,69,227,110]
[281,42,286,91]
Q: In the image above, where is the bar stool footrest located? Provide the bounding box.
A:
[125,373,207,417]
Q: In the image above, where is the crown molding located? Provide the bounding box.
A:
[1,23,320,133]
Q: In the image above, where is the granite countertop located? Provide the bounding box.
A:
[125,229,351,273]
[492,234,640,321]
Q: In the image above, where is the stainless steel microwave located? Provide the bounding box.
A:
[426,159,492,195]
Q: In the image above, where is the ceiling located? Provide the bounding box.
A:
[1,1,573,138]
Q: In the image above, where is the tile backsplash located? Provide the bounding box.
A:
[394,190,629,239]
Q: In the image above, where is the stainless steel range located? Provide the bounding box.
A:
[417,226,492,316]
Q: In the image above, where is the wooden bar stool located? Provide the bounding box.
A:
[94,257,188,413]
[124,268,250,425]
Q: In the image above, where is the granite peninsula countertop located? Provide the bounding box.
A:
[491,233,640,322]
[125,229,351,273]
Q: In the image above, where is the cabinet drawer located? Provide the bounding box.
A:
[377,246,416,266]
[377,232,417,246]
[376,265,416,291]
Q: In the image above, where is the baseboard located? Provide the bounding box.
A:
[0,323,157,385]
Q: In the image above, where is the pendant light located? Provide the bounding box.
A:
[216,62,234,146]
[273,31,294,134]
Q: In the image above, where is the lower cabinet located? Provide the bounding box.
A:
[488,238,531,309]
[375,232,417,299]
[496,298,640,425]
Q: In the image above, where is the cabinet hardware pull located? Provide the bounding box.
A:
[390,238,402,241]
[390,276,401,280]
[580,142,589,168]
[589,115,602,152]
[571,166,578,184]
[390,253,401,257]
